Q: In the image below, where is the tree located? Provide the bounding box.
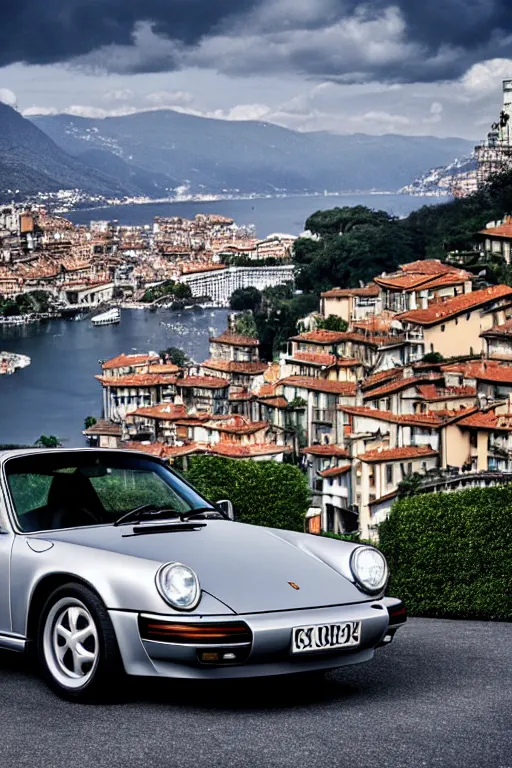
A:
[34,435,62,448]
[173,282,192,300]
[84,416,97,430]
[396,472,424,498]
[234,311,258,338]
[186,456,311,531]
[422,351,445,364]
[230,286,262,312]
[316,315,348,332]
[159,346,189,367]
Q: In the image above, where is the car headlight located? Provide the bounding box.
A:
[350,546,388,594]
[156,562,201,610]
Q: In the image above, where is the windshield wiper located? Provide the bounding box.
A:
[113,504,180,527]
[113,504,221,527]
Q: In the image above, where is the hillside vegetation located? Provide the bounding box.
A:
[293,172,512,292]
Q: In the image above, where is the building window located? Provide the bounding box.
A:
[466,313,471,321]
[441,324,445,332]
[386,464,393,484]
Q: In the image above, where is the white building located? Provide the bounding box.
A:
[180,265,295,305]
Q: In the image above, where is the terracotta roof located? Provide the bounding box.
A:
[458,409,512,431]
[257,383,276,397]
[302,445,349,457]
[374,273,438,291]
[278,376,357,396]
[481,318,512,338]
[259,396,289,409]
[479,223,512,239]
[340,405,443,426]
[398,285,512,326]
[121,442,169,458]
[291,351,336,366]
[203,417,268,435]
[289,330,349,345]
[358,446,439,463]
[319,464,352,478]
[290,330,403,348]
[147,363,181,374]
[202,359,267,375]
[423,273,470,291]
[209,331,259,347]
[416,384,477,401]
[207,443,291,458]
[368,490,399,507]
[289,351,359,370]
[182,264,226,274]
[444,360,512,385]
[376,271,469,293]
[229,389,254,401]
[82,419,122,437]
[320,284,380,299]
[176,376,229,390]
[96,374,177,387]
[400,259,456,275]
[102,353,159,370]
[128,404,187,420]
[362,374,443,400]
[361,368,403,391]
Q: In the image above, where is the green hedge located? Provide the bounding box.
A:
[185,455,310,532]
[379,487,512,620]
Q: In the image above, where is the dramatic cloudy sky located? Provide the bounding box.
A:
[2,0,512,138]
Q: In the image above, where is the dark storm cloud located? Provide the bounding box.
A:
[2,1,512,82]
[0,1,260,66]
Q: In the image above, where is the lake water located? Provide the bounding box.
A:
[2,193,447,446]
[0,308,230,447]
[67,194,444,236]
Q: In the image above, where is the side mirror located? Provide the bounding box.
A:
[216,499,235,520]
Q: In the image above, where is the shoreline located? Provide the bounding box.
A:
[57,189,435,216]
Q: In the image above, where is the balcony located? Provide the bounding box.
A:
[312,409,336,424]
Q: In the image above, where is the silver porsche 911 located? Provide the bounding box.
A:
[0,448,406,702]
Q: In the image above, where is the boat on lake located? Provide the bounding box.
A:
[91,308,121,327]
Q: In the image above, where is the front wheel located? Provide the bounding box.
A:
[37,583,125,702]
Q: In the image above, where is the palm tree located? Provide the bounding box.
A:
[34,435,62,448]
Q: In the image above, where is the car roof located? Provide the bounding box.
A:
[0,447,157,465]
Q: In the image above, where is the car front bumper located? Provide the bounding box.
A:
[109,597,405,679]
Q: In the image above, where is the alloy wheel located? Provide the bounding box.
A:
[43,597,99,689]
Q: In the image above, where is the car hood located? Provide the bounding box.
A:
[41,521,367,614]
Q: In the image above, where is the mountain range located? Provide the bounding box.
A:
[0,102,475,201]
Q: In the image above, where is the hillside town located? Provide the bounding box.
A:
[0,204,295,318]
[81,213,512,541]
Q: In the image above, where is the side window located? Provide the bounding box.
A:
[7,473,53,518]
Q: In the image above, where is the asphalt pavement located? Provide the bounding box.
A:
[0,618,510,768]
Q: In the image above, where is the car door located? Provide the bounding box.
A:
[0,476,16,640]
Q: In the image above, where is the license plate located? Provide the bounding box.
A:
[291,621,361,654]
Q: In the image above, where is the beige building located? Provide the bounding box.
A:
[398,285,512,359]
[320,285,381,323]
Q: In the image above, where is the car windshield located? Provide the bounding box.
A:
[4,450,217,533]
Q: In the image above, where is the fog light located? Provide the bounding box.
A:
[222,652,236,661]
[200,652,220,662]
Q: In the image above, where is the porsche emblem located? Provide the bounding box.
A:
[288,581,300,590]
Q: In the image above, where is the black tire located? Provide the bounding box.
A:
[36,582,125,703]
